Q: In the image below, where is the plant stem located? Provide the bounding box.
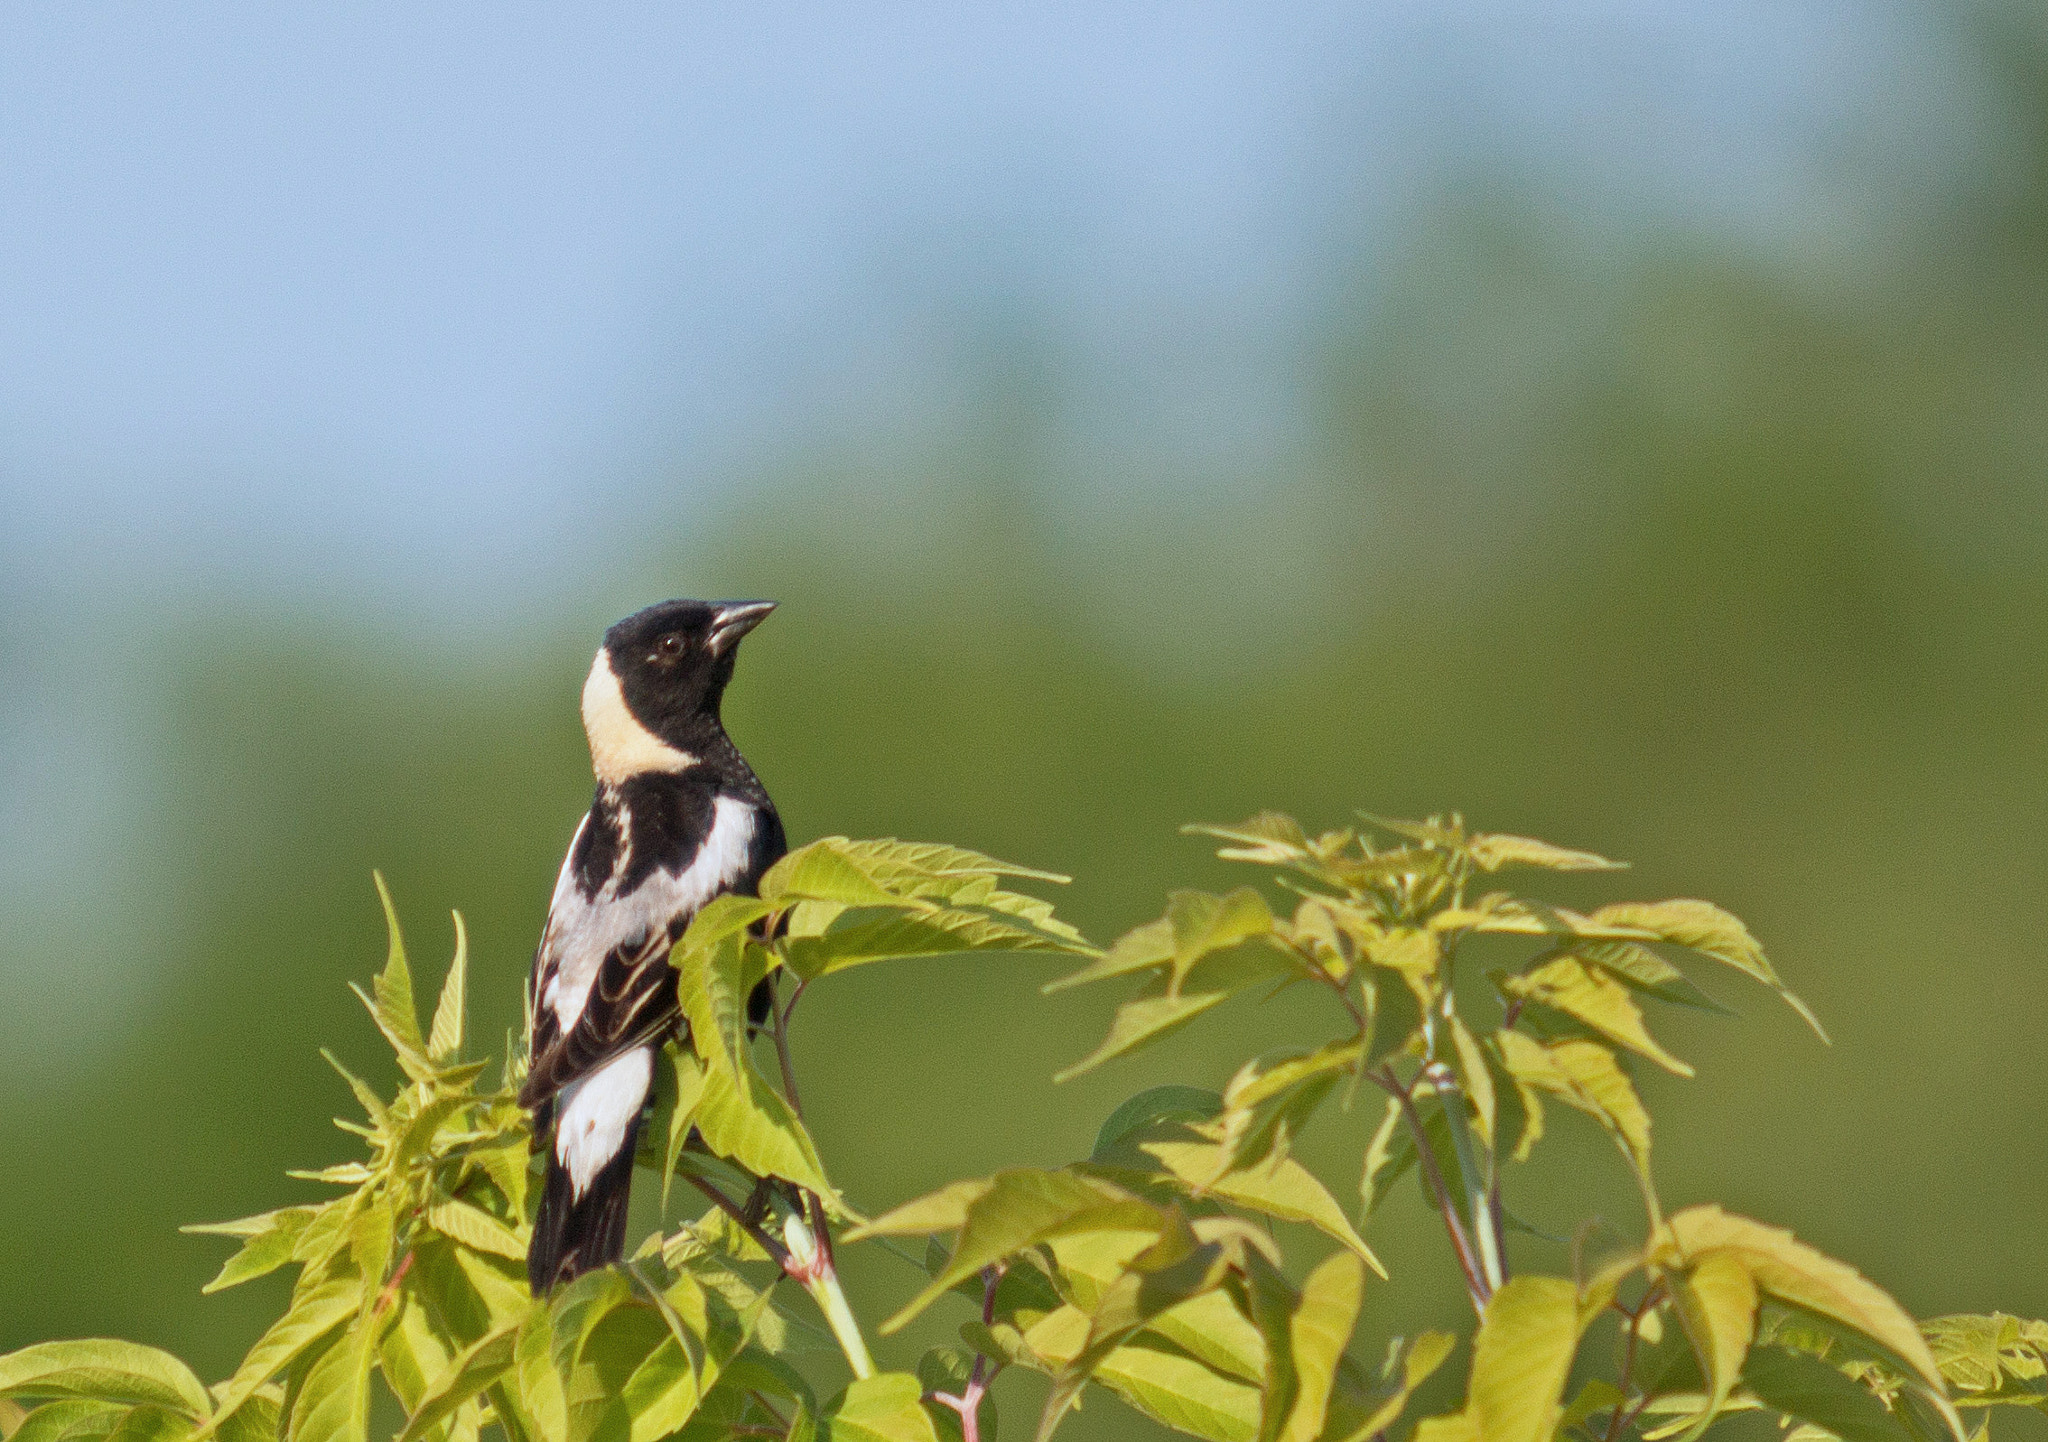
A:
[1425,1058,1505,1294]
[687,1175,794,1273]
[932,1270,1001,1442]
[1373,1064,1491,1314]
[783,1210,875,1380]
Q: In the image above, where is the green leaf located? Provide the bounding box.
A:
[1183,813,1313,867]
[1466,834,1626,873]
[761,844,911,910]
[429,912,469,1063]
[511,1307,568,1442]
[1276,1252,1366,1442]
[1742,1348,1916,1442]
[100,1408,193,1442]
[1330,1332,1457,1442]
[818,1375,940,1442]
[397,1318,522,1442]
[1588,900,1826,1040]
[182,1209,315,1294]
[843,1181,995,1242]
[1052,986,1231,1083]
[549,1272,636,1384]
[7,1401,129,1442]
[1653,1207,1941,1390]
[675,931,749,1083]
[1670,1253,1759,1438]
[1493,1032,1651,1179]
[368,872,433,1077]
[1092,1087,1224,1158]
[288,1308,381,1442]
[427,1200,528,1262]
[1563,941,1733,1016]
[834,837,1071,885]
[1136,1132,1385,1278]
[1466,1277,1586,1442]
[1092,1343,1261,1442]
[690,1053,836,1203]
[1502,958,1694,1077]
[658,1049,709,1214]
[199,1276,362,1435]
[782,902,1087,981]
[0,1346,211,1423]
[884,1171,1165,1333]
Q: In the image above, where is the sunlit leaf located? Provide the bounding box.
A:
[1137,1131,1384,1277]
[1093,1343,1261,1442]
[1276,1252,1366,1442]
[0,1345,212,1423]
[1466,1277,1586,1442]
[396,1319,521,1442]
[817,1374,940,1442]
[1092,1087,1225,1159]
[884,1171,1165,1333]
[690,1053,837,1204]
[1652,1207,1941,1390]
[426,1201,527,1262]
[1503,957,1694,1077]
[428,912,468,1063]
[1052,985,1231,1083]
[1670,1253,1759,1438]
[6,1399,129,1442]
[844,1181,996,1242]
[182,1209,315,1294]
[1493,1032,1651,1179]
[1589,900,1826,1040]
[1466,834,1626,873]
[289,1308,380,1442]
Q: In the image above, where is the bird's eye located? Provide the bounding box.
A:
[653,633,685,662]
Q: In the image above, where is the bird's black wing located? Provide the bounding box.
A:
[520,927,679,1111]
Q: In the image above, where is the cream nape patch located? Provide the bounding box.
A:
[581,648,694,784]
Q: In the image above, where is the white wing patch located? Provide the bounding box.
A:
[539,794,759,1034]
[555,1045,654,1196]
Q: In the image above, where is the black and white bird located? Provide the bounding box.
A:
[520,598,786,1294]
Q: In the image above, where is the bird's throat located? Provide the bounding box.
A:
[581,649,695,784]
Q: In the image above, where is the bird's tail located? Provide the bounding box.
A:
[527,1114,643,1296]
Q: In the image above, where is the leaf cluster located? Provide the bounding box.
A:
[2,814,2036,1442]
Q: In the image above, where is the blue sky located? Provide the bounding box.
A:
[0,1,1963,615]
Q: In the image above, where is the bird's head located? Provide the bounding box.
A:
[580,598,776,783]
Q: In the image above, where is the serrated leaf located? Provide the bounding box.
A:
[1467,834,1626,873]
[429,913,468,1063]
[761,845,910,910]
[1503,958,1694,1077]
[1137,1133,1385,1277]
[511,1307,567,1442]
[1093,1343,1261,1442]
[396,1319,521,1442]
[843,1181,996,1242]
[1565,941,1733,1016]
[548,1271,635,1383]
[288,1309,380,1442]
[1183,813,1312,867]
[198,1276,362,1435]
[1448,1013,1498,1146]
[99,1408,192,1442]
[184,1209,315,1294]
[675,931,749,1083]
[1466,1277,1585,1442]
[0,1345,212,1423]
[370,873,432,1067]
[1653,1207,1941,1390]
[427,1201,527,1261]
[884,1171,1165,1333]
[1589,900,1826,1040]
[1671,1253,1758,1439]
[1043,919,1173,994]
[690,1053,836,1203]
[1052,986,1231,1083]
[783,903,1086,981]
[1493,1032,1651,1179]
[818,1374,939,1442]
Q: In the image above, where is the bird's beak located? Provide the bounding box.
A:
[706,599,777,656]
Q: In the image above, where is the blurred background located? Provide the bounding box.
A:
[4,2,2046,1435]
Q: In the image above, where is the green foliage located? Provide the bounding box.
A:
[4,813,2039,1442]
